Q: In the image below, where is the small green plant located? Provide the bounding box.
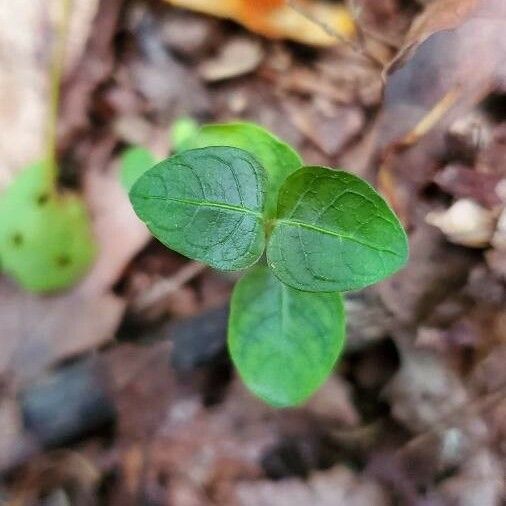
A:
[0,162,95,291]
[128,122,408,407]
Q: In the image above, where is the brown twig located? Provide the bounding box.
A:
[131,261,206,314]
[378,86,462,222]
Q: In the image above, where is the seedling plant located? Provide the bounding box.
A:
[127,122,408,407]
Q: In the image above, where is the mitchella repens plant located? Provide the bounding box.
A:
[127,122,409,407]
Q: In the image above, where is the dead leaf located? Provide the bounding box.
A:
[377,224,476,324]
[438,450,504,506]
[433,165,503,208]
[386,0,480,74]
[0,278,124,388]
[286,102,364,156]
[199,37,264,82]
[164,0,356,46]
[0,398,37,471]
[372,0,506,220]
[234,466,390,506]
[385,344,469,433]
[388,0,506,89]
[303,376,360,426]
[426,199,497,248]
[78,159,150,296]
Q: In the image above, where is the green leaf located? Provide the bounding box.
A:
[267,166,408,292]
[120,146,156,191]
[0,162,96,292]
[130,146,267,271]
[180,122,302,217]
[169,116,200,152]
[229,265,346,407]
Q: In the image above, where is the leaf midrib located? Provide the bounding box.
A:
[138,195,262,217]
[277,218,400,255]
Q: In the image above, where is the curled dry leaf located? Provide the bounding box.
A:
[386,0,480,74]
[164,0,356,46]
[372,0,506,220]
[381,0,506,145]
[426,199,496,248]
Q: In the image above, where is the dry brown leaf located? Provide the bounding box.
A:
[286,102,364,156]
[385,344,469,433]
[235,466,390,506]
[164,0,356,46]
[433,165,503,209]
[377,224,476,324]
[438,450,504,506]
[303,376,360,426]
[77,159,151,296]
[371,0,506,221]
[386,0,480,74]
[426,199,497,248]
[381,0,506,146]
[0,398,36,471]
[198,37,264,82]
[0,278,124,388]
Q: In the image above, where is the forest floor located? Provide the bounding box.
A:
[0,0,505,504]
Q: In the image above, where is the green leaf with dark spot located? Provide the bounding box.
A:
[267,166,409,292]
[130,146,267,271]
[120,146,156,191]
[0,162,96,292]
[180,122,302,217]
[229,265,346,407]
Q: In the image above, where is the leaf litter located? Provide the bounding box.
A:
[0,0,505,504]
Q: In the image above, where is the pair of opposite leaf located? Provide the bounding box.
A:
[128,123,408,406]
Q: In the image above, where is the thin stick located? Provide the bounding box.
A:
[399,86,461,148]
[45,0,72,189]
[132,261,207,314]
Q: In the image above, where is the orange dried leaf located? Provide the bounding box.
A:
[164,0,355,46]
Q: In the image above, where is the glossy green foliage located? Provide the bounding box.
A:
[170,116,200,152]
[229,266,345,406]
[267,167,408,292]
[180,122,302,218]
[129,122,409,407]
[120,146,156,190]
[130,147,267,270]
[0,162,96,292]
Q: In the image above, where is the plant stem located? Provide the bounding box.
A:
[45,0,72,190]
